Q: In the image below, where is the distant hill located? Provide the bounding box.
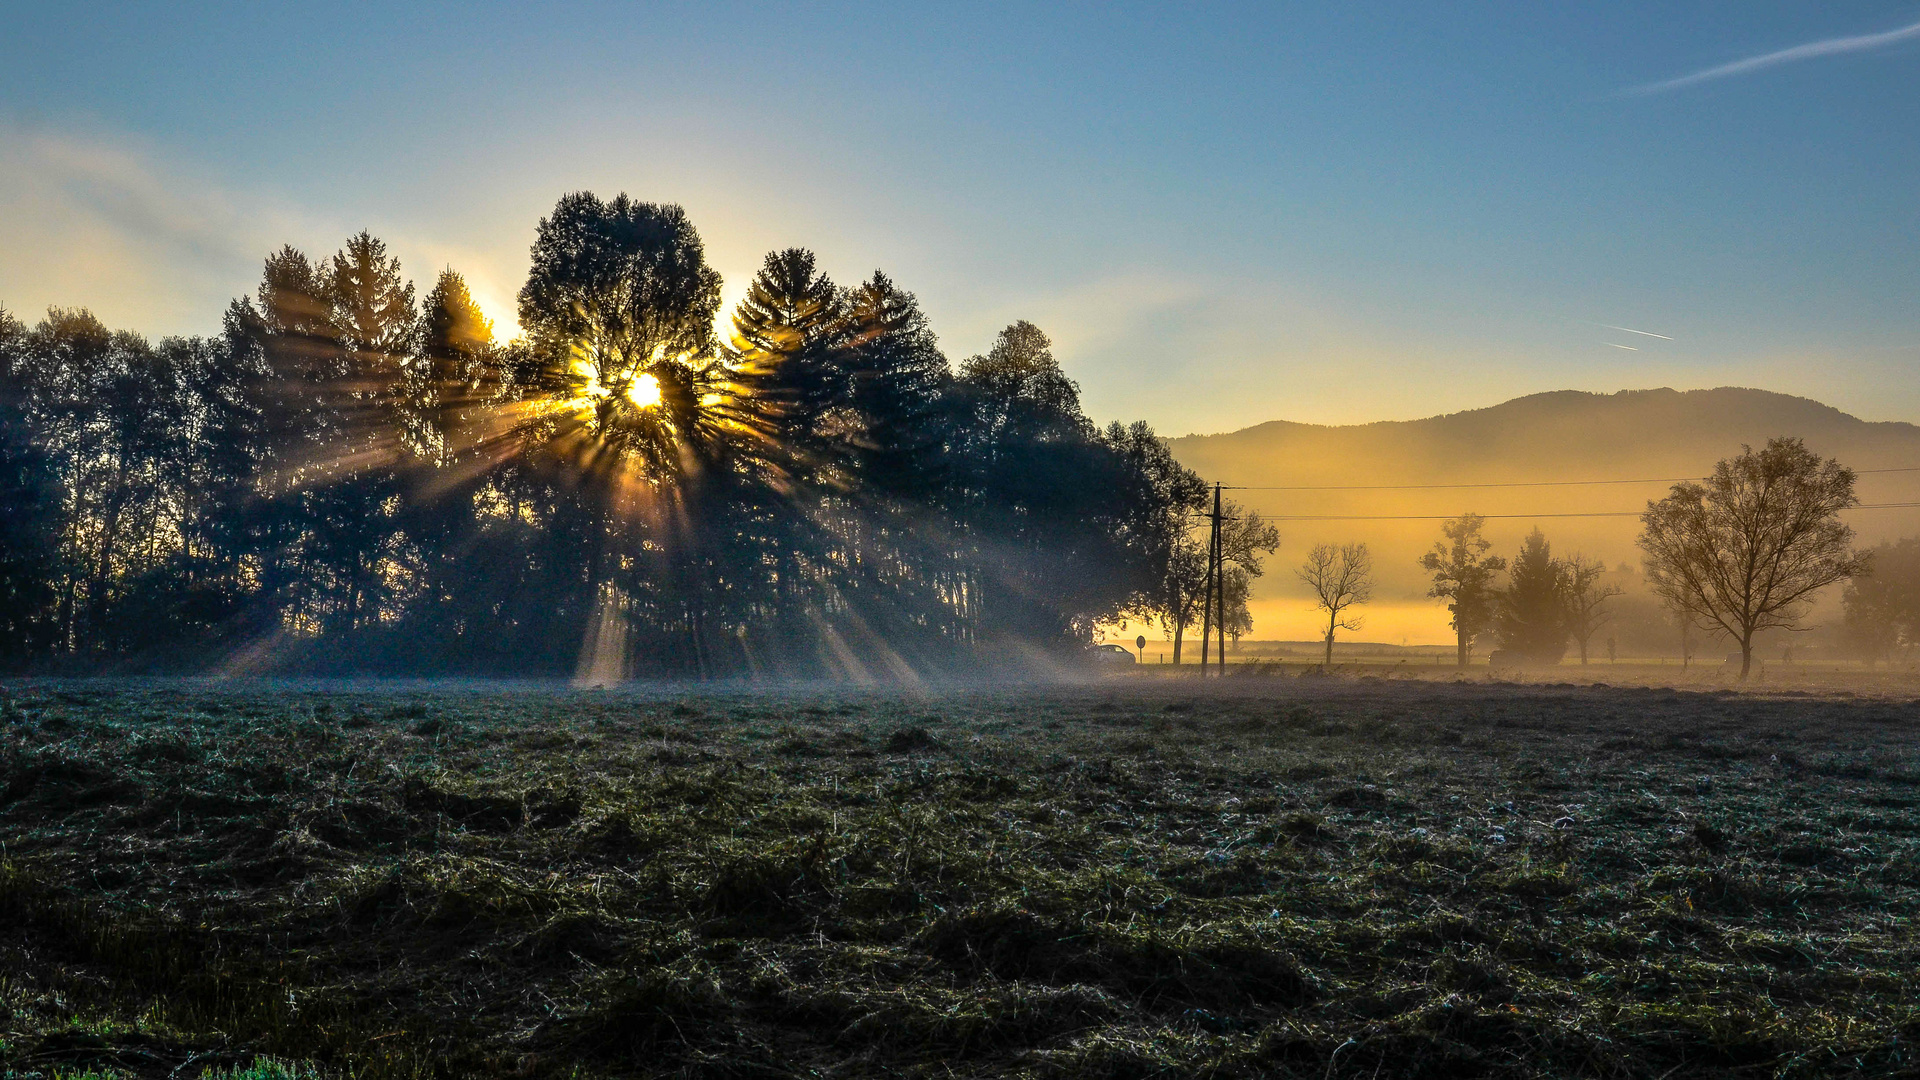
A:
[1165,388,1920,643]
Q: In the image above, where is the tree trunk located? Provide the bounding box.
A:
[1577,636,1588,665]
[1456,628,1469,668]
[1323,629,1334,668]
[1169,579,1183,664]
[1739,636,1753,681]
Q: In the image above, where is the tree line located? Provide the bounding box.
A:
[1296,437,1870,681]
[0,194,1227,677]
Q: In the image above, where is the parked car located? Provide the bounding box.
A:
[1089,643,1136,665]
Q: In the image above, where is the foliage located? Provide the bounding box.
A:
[1841,538,1920,664]
[1494,529,1569,665]
[1640,437,1867,680]
[1420,514,1506,667]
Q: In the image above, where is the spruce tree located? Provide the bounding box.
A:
[414,269,494,459]
[1496,529,1571,665]
[840,271,947,492]
[729,248,847,473]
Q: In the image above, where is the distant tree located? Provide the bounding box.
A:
[1562,554,1622,665]
[1842,576,1902,666]
[1297,542,1373,667]
[1495,529,1570,665]
[1150,499,1279,664]
[1421,513,1507,668]
[422,269,494,357]
[1639,437,1867,680]
[1106,420,1208,629]
[317,232,420,630]
[949,323,1171,649]
[1151,537,1209,663]
[1159,499,1282,661]
[1221,503,1282,578]
[1222,564,1253,651]
[1841,538,1920,665]
[326,231,418,398]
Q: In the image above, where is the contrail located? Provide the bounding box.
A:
[1625,18,1920,95]
[1603,324,1673,340]
[1605,343,1640,351]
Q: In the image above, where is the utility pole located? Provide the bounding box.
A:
[1215,488,1228,676]
[1199,482,1222,676]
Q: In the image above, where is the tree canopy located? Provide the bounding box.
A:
[1639,437,1866,680]
[1495,529,1570,666]
[1420,514,1506,668]
[0,195,1206,678]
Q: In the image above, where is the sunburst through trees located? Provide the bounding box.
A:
[0,193,1207,678]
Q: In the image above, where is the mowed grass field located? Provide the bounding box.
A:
[4,676,1920,1079]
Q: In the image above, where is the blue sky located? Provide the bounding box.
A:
[4,2,1918,434]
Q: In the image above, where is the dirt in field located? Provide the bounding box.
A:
[2,675,1919,1079]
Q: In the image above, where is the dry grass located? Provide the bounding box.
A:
[3,675,1920,1078]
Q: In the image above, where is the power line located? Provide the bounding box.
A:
[1219,466,1920,492]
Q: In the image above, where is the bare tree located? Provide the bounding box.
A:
[1563,554,1622,665]
[1298,542,1373,667]
[1639,437,1867,680]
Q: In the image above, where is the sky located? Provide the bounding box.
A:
[4,2,1920,437]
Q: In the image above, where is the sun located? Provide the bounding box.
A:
[626,372,662,409]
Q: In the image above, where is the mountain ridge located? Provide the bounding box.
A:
[1168,387,1920,486]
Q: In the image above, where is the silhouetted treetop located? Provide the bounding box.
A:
[959,320,1088,439]
[422,269,493,358]
[518,193,722,383]
[326,231,417,366]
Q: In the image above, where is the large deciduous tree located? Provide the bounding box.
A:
[1639,437,1867,680]
[517,193,727,473]
[1421,513,1506,668]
